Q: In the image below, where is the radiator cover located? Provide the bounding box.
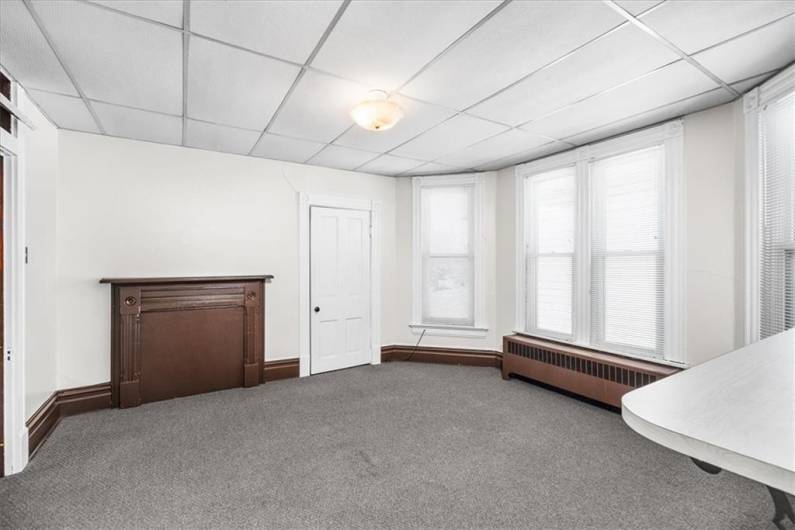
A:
[502,335,679,407]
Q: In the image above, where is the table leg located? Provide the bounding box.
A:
[767,486,795,530]
[691,458,722,475]
[690,458,794,529]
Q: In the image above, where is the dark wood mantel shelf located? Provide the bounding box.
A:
[100,275,274,285]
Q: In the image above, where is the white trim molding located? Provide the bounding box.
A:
[297,193,382,378]
[744,64,795,344]
[744,86,761,346]
[411,173,487,338]
[514,120,686,365]
[1,83,29,475]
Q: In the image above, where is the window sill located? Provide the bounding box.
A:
[410,323,489,338]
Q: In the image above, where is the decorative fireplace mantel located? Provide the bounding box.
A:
[100,275,273,408]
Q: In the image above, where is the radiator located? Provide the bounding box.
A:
[502,335,679,407]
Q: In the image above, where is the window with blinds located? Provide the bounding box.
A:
[758,89,795,338]
[520,124,681,363]
[524,166,577,339]
[590,147,665,356]
[419,183,475,326]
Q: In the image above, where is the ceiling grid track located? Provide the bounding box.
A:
[22,0,106,134]
[9,0,790,176]
[603,0,740,98]
[394,0,513,94]
[181,0,190,146]
[247,0,353,156]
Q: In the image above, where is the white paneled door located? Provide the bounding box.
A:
[310,206,371,374]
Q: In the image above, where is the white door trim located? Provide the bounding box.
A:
[1,128,29,476]
[298,193,382,378]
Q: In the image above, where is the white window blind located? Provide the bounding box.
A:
[759,89,795,338]
[591,147,665,357]
[420,184,474,326]
[525,166,577,338]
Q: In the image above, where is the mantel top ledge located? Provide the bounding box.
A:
[99,275,274,285]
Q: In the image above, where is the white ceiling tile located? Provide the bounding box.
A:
[358,154,425,176]
[312,1,498,90]
[614,1,663,16]
[391,114,509,161]
[185,119,260,155]
[30,0,182,114]
[90,0,184,27]
[250,133,324,163]
[334,94,456,153]
[437,129,550,168]
[521,61,719,141]
[92,101,182,145]
[564,88,734,146]
[190,0,341,64]
[639,0,795,54]
[693,15,795,84]
[470,25,679,126]
[26,89,99,132]
[269,70,370,143]
[307,145,379,171]
[401,1,624,109]
[474,141,572,171]
[0,0,77,95]
[538,72,774,150]
[188,36,300,131]
[401,161,468,176]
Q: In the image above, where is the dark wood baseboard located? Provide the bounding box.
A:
[381,345,502,368]
[263,358,300,381]
[26,383,111,457]
[26,393,60,459]
[27,360,301,459]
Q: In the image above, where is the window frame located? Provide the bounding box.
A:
[412,174,486,337]
[515,120,685,365]
[744,64,795,344]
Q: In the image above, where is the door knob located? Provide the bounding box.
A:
[314,306,320,313]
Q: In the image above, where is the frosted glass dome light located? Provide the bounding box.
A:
[350,90,404,132]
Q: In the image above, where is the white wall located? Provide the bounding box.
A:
[55,131,397,389]
[42,100,750,392]
[393,173,500,351]
[683,100,745,365]
[495,167,517,346]
[20,88,59,417]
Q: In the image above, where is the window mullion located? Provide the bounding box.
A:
[575,158,590,346]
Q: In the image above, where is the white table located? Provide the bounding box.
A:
[622,328,795,528]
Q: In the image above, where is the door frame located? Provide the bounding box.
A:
[298,193,382,378]
[1,124,28,476]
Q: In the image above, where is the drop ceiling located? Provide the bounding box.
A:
[1,0,793,176]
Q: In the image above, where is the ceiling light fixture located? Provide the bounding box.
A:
[350,90,404,132]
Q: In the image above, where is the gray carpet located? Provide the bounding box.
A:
[0,362,785,529]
